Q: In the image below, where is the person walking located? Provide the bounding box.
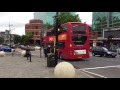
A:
[43,44,47,58]
[46,45,51,56]
[11,49,15,56]
[26,45,30,60]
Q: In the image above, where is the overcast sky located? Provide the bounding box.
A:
[0,12,92,35]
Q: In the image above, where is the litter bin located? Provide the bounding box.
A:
[47,53,55,67]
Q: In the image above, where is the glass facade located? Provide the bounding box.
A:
[34,12,77,25]
[92,12,120,37]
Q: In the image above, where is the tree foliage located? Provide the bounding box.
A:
[46,23,53,29]
[14,35,21,44]
[24,32,33,44]
[44,12,81,30]
[20,35,26,44]
[56,12,81,24]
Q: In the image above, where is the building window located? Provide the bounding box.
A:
[36,26,38,29]
[32,26,34,29]
[32,32,34,35]
[36,32,38,35]
[61,24,68,32]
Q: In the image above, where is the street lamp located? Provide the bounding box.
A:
[54,12,59,66]
[39,22,46,58]
[9,22,15,47]
[39,30,42,58]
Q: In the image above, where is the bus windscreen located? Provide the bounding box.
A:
[72,25,86,31]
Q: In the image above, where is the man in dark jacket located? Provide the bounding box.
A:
[43,44,47,58]
[46,45,51,57]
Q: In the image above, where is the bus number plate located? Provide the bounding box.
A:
[74,50,86,54]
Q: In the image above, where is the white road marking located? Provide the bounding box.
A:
[79,70,94,78]
[81,70,107,78]
[78,65,120,70]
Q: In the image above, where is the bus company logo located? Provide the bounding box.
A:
[49,37,54,41]
[58,34,67,40]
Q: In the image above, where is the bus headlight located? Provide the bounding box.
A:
[70,44,72,47]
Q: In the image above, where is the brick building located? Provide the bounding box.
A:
[25,19,43,45]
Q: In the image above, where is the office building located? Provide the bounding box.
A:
[92,12,120,37]
[92,12,120,48]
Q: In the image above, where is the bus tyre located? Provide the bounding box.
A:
[92,53,95,56]
[59,53,63,60]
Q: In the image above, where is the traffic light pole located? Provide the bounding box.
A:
[55,12,59,66]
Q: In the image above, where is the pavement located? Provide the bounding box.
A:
[0,48,92,78]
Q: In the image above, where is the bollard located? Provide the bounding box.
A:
[54,62,75,78]
[0,51,5,57]
[12,49,15,56]
[21,50,26,57]
[29,53,31,62]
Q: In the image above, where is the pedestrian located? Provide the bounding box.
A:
[11,49,15,56]
[45,45,51,58]
[51,46,55,53]
[26,45,30,60]
[47,45,51,54]
[43,44,47,58]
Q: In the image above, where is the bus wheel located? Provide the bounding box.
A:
[59,53,63,60]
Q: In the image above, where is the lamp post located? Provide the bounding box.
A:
[55,12,59,66]
[9,22,15,47]
[40,22,45,58]
[40,30,42,58]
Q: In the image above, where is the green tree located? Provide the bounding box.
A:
[20,35,26,44]
[0,37,4,44]
[43,12,81,30]
[24,32,33,44]
[46,23,53,29]
[56,12,81,24]
[14,35,21,44]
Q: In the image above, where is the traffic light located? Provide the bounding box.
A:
[58,22,61,35]
[53,22,62,36]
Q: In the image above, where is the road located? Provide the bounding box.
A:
[24,49,120,78]
[68,56,120,78]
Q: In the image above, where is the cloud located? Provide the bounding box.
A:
[77,12,92,25]
[0,21,25,29]
[0,12,34,35]
[0,12,13,17]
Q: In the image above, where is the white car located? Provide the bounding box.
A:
[34,46,41,50]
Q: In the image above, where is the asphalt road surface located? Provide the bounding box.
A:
[67,55,120,78]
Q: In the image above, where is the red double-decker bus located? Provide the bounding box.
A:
[43,22,90,60]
